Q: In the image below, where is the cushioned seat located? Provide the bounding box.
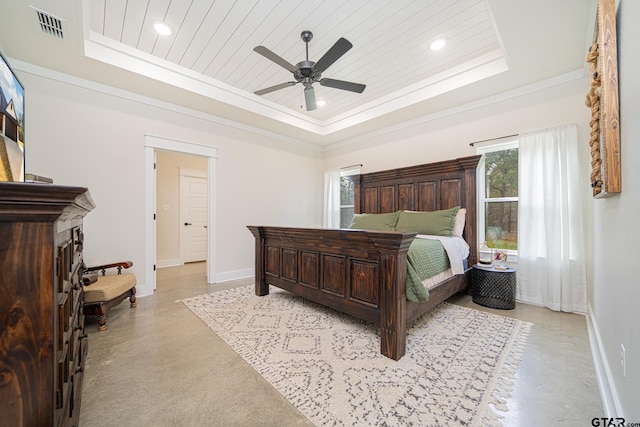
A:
[84,274,136,303]
[83,261,137,331]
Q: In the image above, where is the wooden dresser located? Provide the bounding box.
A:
[0,182,95,426]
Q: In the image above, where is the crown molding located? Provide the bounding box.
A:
[322,68,587,152]
[83,33,508,136]
[80,2,508,137]
[10,58,322,152]
[84,31,326,134]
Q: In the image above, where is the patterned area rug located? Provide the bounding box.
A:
[182,286,531,427]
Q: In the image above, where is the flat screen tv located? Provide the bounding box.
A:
[0,51,25,182]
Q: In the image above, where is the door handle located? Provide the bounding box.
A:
[184,222,192,226]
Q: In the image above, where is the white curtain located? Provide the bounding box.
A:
[323,169,341,228]
[517,124,587,312]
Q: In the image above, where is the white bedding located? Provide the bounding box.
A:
[414,235,470,290]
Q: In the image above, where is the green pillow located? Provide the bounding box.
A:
[350,211,400,231]
[395,207,460,236]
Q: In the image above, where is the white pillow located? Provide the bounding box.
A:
[453,208,466,237]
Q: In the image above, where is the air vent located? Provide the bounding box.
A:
[30,6,65,40]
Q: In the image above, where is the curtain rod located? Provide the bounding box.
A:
[340,164,362,170]
[469,134,519,147]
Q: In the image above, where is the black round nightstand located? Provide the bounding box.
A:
[471,264,516,309]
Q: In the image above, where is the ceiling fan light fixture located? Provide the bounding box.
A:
[429,38,447,51]
[253,30,365,112]
[152,21,173,36]
[304,86,317,111]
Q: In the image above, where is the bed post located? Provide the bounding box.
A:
[371,233,414,360]
[458,156,481,267]
[247,226,268,296]
[379,253,406,360]
[353,177,362,214]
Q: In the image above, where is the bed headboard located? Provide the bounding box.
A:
[353,155,481,266]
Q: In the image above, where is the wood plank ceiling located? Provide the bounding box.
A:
[87,0,504,122]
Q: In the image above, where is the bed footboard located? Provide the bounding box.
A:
[247,226,416,360]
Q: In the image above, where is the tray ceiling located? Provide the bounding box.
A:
[85,0,508,133]
[0,0,594,146]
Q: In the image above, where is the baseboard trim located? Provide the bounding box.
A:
[136,283,153,298]
[157,259,182,268]
[215,268,254,283]
[586,303,624,417]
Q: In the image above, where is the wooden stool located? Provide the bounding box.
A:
[83,261,137,331]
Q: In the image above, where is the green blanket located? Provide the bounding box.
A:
[406,238,450,302]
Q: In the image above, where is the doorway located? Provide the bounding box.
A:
[144,135,218,293]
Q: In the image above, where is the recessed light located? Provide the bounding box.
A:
[153,21,173,36]
[429,38,447,51]
[317,99,326,107]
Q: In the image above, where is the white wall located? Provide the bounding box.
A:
[589,0,640,418]
[323,78,590,174]
[156,151,207,267]
[20,71,323,296]
[324,75,593,287]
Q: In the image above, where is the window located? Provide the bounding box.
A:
[478,141,518,252]
[339,167,359,228]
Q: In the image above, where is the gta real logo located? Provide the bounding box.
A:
[591,418,626,427]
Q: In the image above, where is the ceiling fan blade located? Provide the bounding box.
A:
[304,86,317,111]
[319,78,366,93]
[253,46,297,73]
[254,81,298,96]
[313,38,352,73]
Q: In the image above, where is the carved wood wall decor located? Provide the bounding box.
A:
[585,0,621,198]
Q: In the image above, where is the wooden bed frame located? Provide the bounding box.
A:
[248,155,481,360]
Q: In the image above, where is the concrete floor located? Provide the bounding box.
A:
[80,262,603,426]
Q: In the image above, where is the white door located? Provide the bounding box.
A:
[181,170,208,263]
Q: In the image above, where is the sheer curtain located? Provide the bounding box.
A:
[323,169,340,228]
[517,124,587,312]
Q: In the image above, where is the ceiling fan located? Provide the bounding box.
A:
[253,31,366,111]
